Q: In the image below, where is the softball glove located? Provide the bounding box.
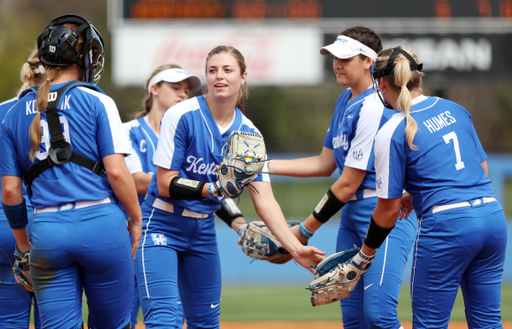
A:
[213,131,266,198]
[13,245,33,292]
[308,247,369,306]
[238,220,302,264]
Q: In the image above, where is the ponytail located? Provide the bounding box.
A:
[394,56,418,150]
[29,68,62,161]
[17,47,46,97]
[374,46,423,150]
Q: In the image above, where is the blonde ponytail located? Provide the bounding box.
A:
[29,68,62,161]
[394,56,418,150]
[17,46,47,97]
[374,46,423,150]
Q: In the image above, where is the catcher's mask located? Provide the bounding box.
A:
[37,14,105,84]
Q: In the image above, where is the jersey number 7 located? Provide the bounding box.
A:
[443,131,465,171]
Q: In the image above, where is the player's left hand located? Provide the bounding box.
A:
[291,245,326,275]
[13,245,33,292]
[127,217,142,259]
[398,192,414,220]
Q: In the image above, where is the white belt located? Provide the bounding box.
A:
[34,196,112,215]
[432,197,497,214]
[152,198,210,219]
[349,189,377,201]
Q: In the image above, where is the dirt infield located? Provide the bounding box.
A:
[161,321,512,329]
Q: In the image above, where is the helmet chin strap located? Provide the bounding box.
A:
[370,66,394,109]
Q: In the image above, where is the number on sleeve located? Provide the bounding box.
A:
[443,131,465,170]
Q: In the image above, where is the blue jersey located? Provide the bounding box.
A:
[374,95,494,216]
[124,116,159,204]
[0,97,32,207]
[0,82,132,208]
[323,87,392,190]
[146,95,269,214]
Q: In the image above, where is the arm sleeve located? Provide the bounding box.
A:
[154,111,188,171]
[0,121,22,177]
[96,95,132,157]
[345,105,383,171]
[374,123,407,199]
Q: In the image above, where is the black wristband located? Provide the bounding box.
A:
[3,198,28,229]
[364,216,394,249]
[215,198,243,227]
[168,177,205,199]
[312,188,345,223]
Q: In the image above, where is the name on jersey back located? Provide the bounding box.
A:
[422,111,456,134]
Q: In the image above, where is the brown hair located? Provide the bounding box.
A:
[204,45,249,113]
[17,46,47,96]
[340,26,382,59]
[374,46,423,150]
[133,63,183,119]
[29,23,84,161]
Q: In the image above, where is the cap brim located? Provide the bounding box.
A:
[162,74,203,92]
[320,43,358,59]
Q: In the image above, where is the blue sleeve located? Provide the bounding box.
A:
[0,119,21,177]
[470,124,487,162]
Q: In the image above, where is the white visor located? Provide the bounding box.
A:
[147,68,203,94]
[320,36,378,61]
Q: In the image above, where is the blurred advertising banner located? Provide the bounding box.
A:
[321,33,512,80]
[111,25,323,87]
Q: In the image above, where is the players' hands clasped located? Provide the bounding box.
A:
[291,245,326,275]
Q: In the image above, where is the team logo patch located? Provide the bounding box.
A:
[177,178,200,188]
[376,176,383,189]
[352,148,363,160]
[151,233,167,246]
[314,194,329,213]
[221,164,228,175]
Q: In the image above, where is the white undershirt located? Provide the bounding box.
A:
[217,111,236,135]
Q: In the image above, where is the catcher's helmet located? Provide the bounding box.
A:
[37,14,105,84]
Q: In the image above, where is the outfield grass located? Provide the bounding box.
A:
[218,284,512,322]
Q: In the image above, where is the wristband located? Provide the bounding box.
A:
[3,199,28,229]
[168,177,205,199]
[351,248,375,269]
[208,183,219,197]
[312,188,345,223]
[363,216,394,249]
[215,198,243,227]
[237,224,248,236]
[298,222,314,239]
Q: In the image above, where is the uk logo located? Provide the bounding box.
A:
[352,148,363,160]
[151,233,167,245]
[376,176,383,189]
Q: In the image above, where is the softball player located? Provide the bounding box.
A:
[0,14,141,329]
[134,45,325,329]
[0,46,45,329]
[269,27,417,329]
[123,63,202,326]
[359,46,507,329]
[125,64,251,326]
